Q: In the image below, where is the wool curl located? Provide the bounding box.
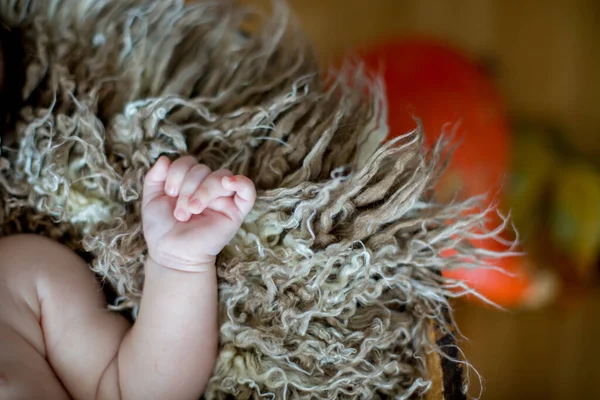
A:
[0,1,509,398]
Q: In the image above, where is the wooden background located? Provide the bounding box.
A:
[249,0,600,160]
[244,1,600,398]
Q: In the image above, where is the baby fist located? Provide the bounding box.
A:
[142,156,256,272]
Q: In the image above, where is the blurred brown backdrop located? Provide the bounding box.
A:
[245,0,600,399]
[250,0,600,160]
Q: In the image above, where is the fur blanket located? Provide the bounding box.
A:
[0,0,502,398]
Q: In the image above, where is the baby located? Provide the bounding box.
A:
[0,155,256,399]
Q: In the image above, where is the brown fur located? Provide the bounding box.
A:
[0,1,507,398]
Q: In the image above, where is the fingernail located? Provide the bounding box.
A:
[223,176,235,183]
[188,198,202,212]
[174,208,190,221]
[166,186,177,196]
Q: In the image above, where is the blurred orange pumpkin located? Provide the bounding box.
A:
[356,37,536,308]
[358,37,508,198]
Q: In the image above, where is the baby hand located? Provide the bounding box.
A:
[142,156,256,272]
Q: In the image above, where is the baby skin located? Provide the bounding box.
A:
[0,156,256,399]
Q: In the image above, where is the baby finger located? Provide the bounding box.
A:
[164,156,197,197]
[173,164,212,222]
[188,169,234,214]
[221,175,256,216]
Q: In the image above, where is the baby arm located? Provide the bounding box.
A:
[96,156,256,398]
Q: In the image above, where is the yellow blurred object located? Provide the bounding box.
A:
[550,161,600,281]
[509,129,555,241]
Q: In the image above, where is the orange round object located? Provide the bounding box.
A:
[357,37,532,307]
[444,264,532,308]
[442,240,533,307]
[358,37,509,200]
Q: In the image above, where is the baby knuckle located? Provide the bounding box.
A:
[190,163,211,173]
[242,176,256,188]
[214,168,233,176]
[172,155,196,166]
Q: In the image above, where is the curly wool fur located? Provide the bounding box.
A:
[0,1,505,398]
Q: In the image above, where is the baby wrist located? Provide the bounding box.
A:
[146,255,216,274]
